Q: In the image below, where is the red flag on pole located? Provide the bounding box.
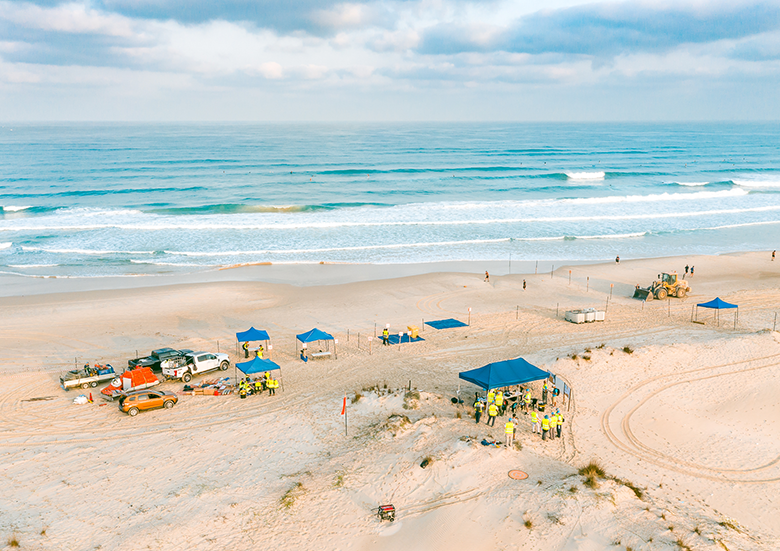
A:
[341,394,347,415]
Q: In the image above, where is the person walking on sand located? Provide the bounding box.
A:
[505,418,515,448]
[530,409,539,434]
[615,255,620,264]
[382,327,389,346]
[523,279,526,291]
[541,415,550,441]
[685,265,689,277]
[484,271,490,282]
[474,397,484,424]
[773,250,776,261]
[690,266,695,277]
[487,402,498,426]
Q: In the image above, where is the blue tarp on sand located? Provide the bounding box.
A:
[697,297,738,309]
[425,318,468,330]
[236,327,270,342]
[236,356,281,374]
[296,328,334,343]
[387,334,425,345]
[459,357,550,391]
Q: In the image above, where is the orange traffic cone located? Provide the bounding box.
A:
[88,393,93,403]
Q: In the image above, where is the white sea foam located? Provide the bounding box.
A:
[566,171,605,180]
[560,188,746,205]
[20,247,157,255]
[0,242,11,250]
[7,264,59,268]
[1,206,31,212]
[165,238,512,257]
[667,181,711,187]
[732,179,780,188]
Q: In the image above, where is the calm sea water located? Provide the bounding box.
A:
[1,123,779,277]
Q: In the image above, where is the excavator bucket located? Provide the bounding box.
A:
[633,287,652,300]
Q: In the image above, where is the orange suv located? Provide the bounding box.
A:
[118,389,178,416]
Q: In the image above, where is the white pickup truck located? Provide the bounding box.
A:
[162,351,230,382]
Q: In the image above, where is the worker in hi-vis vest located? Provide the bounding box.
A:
[487,403,498,426]
[505,418,515,447]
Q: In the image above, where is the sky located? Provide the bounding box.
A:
[2,0,780,121]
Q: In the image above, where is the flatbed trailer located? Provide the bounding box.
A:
[60,365,116,390]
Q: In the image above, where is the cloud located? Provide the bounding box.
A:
[417,1,780,56]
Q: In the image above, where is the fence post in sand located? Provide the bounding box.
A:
[668,298,671,317]
[604,298,609,315]
[368,336,372,355]
[357,333,360,349]
[347,329,349,342]
[774,313,777,331]
[569,270,571,285]
[468,308,471,326]
[586,277,589,292]
[334,339,338,360]
[691,305,694,322]
[516,305,519,320]
[374,323,377,338]
[610,283,613,299]
[556,303,559,317]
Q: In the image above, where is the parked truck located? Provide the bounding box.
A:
[60,364,116,390]
[162,351,230,382]
[128,348,193,372]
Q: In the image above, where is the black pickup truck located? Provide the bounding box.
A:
[128,348,193,372]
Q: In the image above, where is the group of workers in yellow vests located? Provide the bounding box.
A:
[237,370,279,399]
[473,382,565,446]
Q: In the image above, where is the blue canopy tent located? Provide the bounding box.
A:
[459,357,550,391]
[296,328,336,361]
[695,297,738,328]
[235,356,284,392]
[236,327,271,360]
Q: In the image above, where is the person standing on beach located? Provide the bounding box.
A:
[382,327,389,346]
[242,341,249,358]
[548,413,557,439]
[487,402,498,426]
[505,418,515,448]
[474,397,484,424]
[615,255,620,264]
[523,388,531,413]
[690,266,695,277]
[685,265,689,277]
[773,250,776,261]
[484,271,490,282]
[523,279,526,290]
[555,410,564,439]
[541,415,550,441]
[495,391,504,416]
[530,409,539,434]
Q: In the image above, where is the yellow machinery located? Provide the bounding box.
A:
[633,272,690,300]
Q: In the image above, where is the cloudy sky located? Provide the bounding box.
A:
[2,0,780,120]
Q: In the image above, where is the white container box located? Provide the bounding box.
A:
[595,311,605,321]
[565,310,586,324]
[584,308,596,322]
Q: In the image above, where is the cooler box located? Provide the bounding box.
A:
[407,325,419,339]
[584,308,596,322]
[565,310,585,324]
[595,311,606,321]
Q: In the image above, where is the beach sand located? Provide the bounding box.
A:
[1,251,779,550]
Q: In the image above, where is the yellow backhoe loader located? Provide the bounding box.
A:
[633,272,690,301]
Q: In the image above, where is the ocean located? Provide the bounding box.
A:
[1,122,779,278]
